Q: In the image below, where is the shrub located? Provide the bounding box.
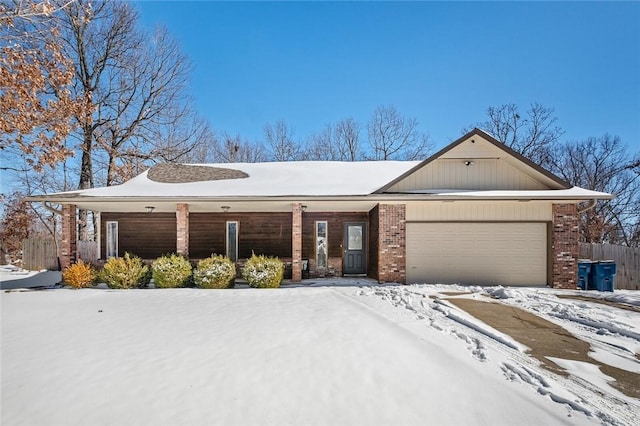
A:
[242,254,284,288]
[194,255,236,289]
[152,254,192,288]
[62,260,96,289]
[100,252,150,289]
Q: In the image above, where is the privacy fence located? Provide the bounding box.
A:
[579,243,640,290]
[22,238,59,271]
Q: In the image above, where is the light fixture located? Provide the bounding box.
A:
[145,206,155,213]
[301,205,307,212]
[221,206,230,212]
[464,161,474,166]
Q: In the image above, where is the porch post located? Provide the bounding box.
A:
[176,203,189,257]
[292,203,303,282]
[551,203,579,289]
[61,204,77,269]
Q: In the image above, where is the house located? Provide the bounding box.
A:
[30,129,613,288]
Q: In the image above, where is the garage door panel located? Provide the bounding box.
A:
[407,223,547,286]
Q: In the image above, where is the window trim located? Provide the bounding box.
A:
[226,221,239,262]
[315,220,328,270]
[105,221,118,259]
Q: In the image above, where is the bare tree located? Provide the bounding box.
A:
[548,135,640,246]
[470,103,563,166]
[264,119,304,161]
[306,117,363,161]
[366,105,431,160]
[50,0,204,239]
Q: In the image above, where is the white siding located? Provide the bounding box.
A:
[406,222,547,286]
[386,135,563,192]
[406,201,552,222]
[388,158,548,191]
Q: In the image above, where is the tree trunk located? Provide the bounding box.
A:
[77,130,93,241]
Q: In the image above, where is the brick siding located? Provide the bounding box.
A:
[61,204,77,269]
[176,203,189,257]
[552,203,579,289]
[377,204,406,283]
[291,203,303,281]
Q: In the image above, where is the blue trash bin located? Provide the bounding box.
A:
[591,261,616,292]
[577,260,593,290]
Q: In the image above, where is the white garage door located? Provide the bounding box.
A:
[406,222,547,286]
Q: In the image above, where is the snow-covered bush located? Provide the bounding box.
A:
[100,252,150,289]
[152,254,192,288]
[62,260,96,289]
[194,255,236,289]
[242,254,284,288]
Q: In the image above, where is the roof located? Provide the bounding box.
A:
[40,161,422,198]
[28,128,614,209]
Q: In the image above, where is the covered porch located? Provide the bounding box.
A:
[60,200,407,283]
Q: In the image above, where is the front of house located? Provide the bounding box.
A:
[32,129,613,288]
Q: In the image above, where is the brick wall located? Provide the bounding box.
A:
[552,203,579,289]
[377,204,406,283]
[176,203,189,257]
[291,203,303,281]
[61,204,77,269]
[308,257,342,278]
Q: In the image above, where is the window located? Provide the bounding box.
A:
[226,221,238,262]
[106,221,118,258]
[316,221,328,269]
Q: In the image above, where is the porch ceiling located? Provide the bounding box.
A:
[68,199,381,213]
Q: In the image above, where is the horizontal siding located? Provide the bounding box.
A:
[406,201,552,222]
[302,212,369,259]
[388,158,548,191]
[101,213,176,259]
[190,213,292,259]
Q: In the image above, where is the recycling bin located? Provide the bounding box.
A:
[590,261,616,292]
[577,260,593,290]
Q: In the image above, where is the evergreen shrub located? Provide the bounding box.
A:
[152,254,192,288]
[193,255,236,289]
[100,252,150,289]
[242,254,284,288]
[62,260,96,288]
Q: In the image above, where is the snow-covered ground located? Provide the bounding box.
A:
[0,265,61,290]
[2,280,638,426]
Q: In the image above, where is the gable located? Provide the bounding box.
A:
[382,130,568,193]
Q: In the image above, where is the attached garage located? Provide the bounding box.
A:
[406,222,548,286]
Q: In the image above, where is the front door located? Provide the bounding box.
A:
[344,223,366,275]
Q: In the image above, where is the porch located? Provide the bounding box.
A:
[60,202,407,283]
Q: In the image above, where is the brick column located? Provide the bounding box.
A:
[61,204,77,269]
[552,203,579,289]
[377,204,406,284]
[291,203,303,282]
[176,203,189,257]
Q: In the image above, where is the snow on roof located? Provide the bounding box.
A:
[56,161,423,198]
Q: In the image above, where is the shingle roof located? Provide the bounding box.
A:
[147,163,249,183]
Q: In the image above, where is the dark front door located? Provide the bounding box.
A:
[344,223,366,275]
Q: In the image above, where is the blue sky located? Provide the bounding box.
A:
[137,1,640,151]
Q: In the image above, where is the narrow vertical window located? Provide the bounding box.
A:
[106,221,118,258]
[316,221,328,269]
[226,221,238,262]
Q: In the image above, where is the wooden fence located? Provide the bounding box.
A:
[22,238,59,271]
[77,241,99,264]
[579,243,640,290]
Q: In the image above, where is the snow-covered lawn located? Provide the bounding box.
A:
[2,281,638,425]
